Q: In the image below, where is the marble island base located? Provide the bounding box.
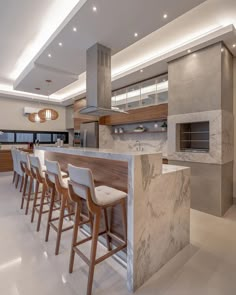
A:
[35,147,190,292]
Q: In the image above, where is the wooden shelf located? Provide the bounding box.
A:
[112,130,167,135]
[181,131,209,134]
[180,140,209,142]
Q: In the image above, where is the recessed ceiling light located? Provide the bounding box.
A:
[58,42,63,47]
[193,53,197,57]
[73,27,77,32]
[140,69,143,73]
[163,14,168,19]
[187,49,191,54]
[221,48,224,52]
[134,32,138,38]
[48,53,52,58]
[233,44,236,48]
[92,6,97,12]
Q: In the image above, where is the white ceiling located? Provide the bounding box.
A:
[0,0,236,105]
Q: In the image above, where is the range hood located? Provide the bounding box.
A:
[80,43,127,117]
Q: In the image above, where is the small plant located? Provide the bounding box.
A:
[161,121,167,128]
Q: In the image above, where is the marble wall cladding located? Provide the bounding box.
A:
[168,110,234,164]
[99,125,168,156]
[127,155,190,291]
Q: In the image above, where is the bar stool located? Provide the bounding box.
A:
[68,164,127,295]
[45,160,74,255]
[29,155,51,232]
[20,152,34,215]
[15,149,25,191]
[11,148,17,184]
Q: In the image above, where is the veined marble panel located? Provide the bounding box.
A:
[99,125,168,156]
[168,110,234,164]
[127,156,190,291]
[35,146,190,292]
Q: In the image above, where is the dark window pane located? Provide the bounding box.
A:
[36,133,51,142]
[53,133,66,142]
[16,133,34,143]
[0,132,14,143]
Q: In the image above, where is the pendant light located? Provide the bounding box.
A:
[27,94,45,123]
[28,112,46,123]
[38,80,59,121]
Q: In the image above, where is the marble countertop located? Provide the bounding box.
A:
[162,164,189,174]
[35,146,162,162]
[35,146,189,175]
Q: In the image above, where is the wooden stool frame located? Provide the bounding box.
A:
[68,180,127,295]
[45,171,74,255]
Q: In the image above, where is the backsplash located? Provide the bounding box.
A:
[99,125,167,157]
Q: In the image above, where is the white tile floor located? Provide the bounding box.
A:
[0,172,236,295]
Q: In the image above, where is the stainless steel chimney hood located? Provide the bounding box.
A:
[79,43,127,117]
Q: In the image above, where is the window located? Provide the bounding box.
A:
[53,133,67,143]
[0,132,15,143]
[16,132,34,143]
[0,130,69,145]
[36,133,52,143]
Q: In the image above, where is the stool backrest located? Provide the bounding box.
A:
[68,164,97,204]
[15,150,24,176]
[29,155,44,179]
[11,148,17,172]
[20,152,30,172]
[45,160,64,187]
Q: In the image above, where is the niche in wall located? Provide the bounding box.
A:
[177,121,209,153]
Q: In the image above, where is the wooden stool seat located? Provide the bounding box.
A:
[68,164,127,295]
[94,185,127,206]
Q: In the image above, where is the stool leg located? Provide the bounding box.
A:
[13,171,16,184]
[20,175,24,192]
[21,175,28,209]
[121,199,127,243]
[87,211,101,295]
[37,183,46,232]
[22,175,28,196]
[31,180,39,222]
[15,174,19,188]
[55,193,66,255]
[45,187,55,242]
[69,202,81,273]
[25,176,33,215]
[104,208,111,251]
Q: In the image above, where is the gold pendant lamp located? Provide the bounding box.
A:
[28,112,46,123]
[38,80,59,121]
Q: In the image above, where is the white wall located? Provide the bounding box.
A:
[0,97,66,131]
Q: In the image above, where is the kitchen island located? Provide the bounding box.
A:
[35,146,190,292]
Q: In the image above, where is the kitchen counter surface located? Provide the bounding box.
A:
[35,146,162,161]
